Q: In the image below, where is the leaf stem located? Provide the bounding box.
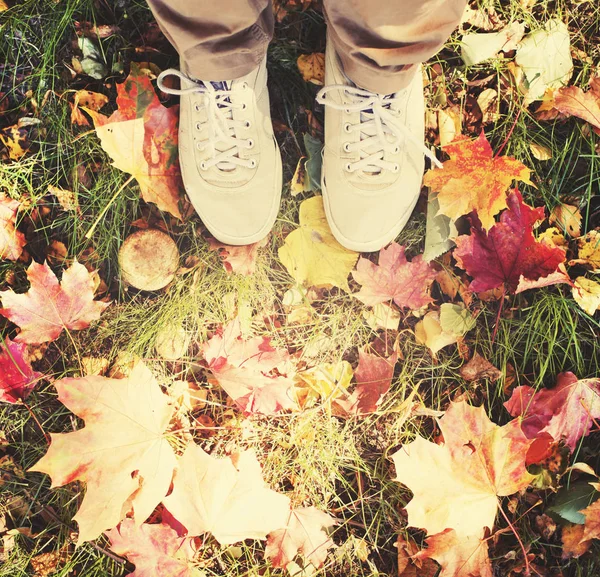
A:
[491,285,506,344]
[498,503,531,576]
[22,401,50,444]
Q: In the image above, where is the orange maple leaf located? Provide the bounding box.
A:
[28,362,177,544]
[392,401,534,539]
[554,77,600,135]
[423,132,533,230]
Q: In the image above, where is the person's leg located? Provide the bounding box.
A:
[145,0,274,81]
[317,0,466,252]
[324,0,467,94]
[147,0,281,245]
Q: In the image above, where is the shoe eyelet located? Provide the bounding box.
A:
[393,145,400,154]
[196,142,205,151]
[344,108,351,114]
[246,139,255,149]
[194,103,201,112]
[195,122,201,131]
[241,103,247,110]
[244,120,252,129]
[343,142,351,153]
[343,123,352,133]
[200,161,208,170]
[344,163,353,173]
[249,159,257,168]
[241,82,249,90]
[392,163,399,173]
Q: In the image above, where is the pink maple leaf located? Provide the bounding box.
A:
[504,372,600,451]
[352,243,436,309]
[106,519,196,577]
[0,261,110,344]
[453,190,566,293]
[208,236,268,276]
[0,338,42,403]
[202,319,297,415]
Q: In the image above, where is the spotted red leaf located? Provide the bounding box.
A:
[0,338,42,403]
[0,261,110,344]
[352,242,436,309]
[453,190,566,293]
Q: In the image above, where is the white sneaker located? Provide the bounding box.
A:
[316,36,441,253]
[158,58,282,245]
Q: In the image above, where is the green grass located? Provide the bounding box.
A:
[0,0,600,576]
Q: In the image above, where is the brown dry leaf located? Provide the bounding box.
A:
[477,88,499,125]
[70,90,108,126]
[549,203,582,237]
[208,236,268,276]
[297,53,325,85]
[561,523,590,559]
[460,353,502,382]
[47,184,79,213]
[554,77,600,135]
[438,108,461,146]
[0,120,32,160]
[46,240,68,265]
[30,549,69,577]
[118,229,180,291]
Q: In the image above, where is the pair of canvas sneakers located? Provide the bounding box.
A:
[157,37,441,252]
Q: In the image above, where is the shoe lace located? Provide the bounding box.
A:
[157,69,254,171]
[316,84,442,174]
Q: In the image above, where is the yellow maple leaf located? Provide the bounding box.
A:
[297,53,325,85]
[423,132,533,230]
[572,277,600,315]
[278,196,358,290]
[570,230,600,271]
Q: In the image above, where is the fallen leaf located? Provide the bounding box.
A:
[572,277,600,315]
[352,242,436,309]
[477,88,499,125]
[28,362,177,543]
[155,323,190,360]
[549,203,582,237]
[392,401,533,538]
[0,338,42,404]
[561,523,590,559]
[570,230,600,271]
[71,89,108,126]
[514,262,571,294]
[554,77,600,135]
[208,236,268,275]
[202,318,297,414]
[266,507,337,568]
[415,529,492,577]
[163,443,290,544]
[423,133,533,230]
[118,229,180,291]
[334,349,397,415]
[47,185,79,213]
[362,302,400,331]
[514,19,573,103]
[297,53,325,85]
[461,21,525,66]
[582,499,600,544]
[278,196,358,291]
[0,261,110,344]
[295,361,353,407]
[453,189,566,293]
[439,302,476,336]
[87,63,184,218]
[106,519,196,577]
[415,311,460,356]
[437,108,461,146]
[0,194,25,261]
[460,353,502,382]
[0,121,32,160]
[529,142,553,160]
[504,372,600,451]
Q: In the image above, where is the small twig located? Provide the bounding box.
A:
[491,285,506,344]
[21,401,50,444]
[85,175,134,240]
[494,107,523,158]
[498,503,531,577]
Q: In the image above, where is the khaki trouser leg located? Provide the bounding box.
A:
[145,0,466,92]
[145,0,274,81]
[323,0,467,94]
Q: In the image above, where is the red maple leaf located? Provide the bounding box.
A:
[0,338,42,403]
[202,319,297,414]
[0,261,110,344]
[453,190,566,293]
[352,242,436,309]
[504,372,600,451]
[334,349,398,416]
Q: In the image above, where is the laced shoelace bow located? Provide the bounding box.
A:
[157,69,254,171]
[316,84,442,174]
